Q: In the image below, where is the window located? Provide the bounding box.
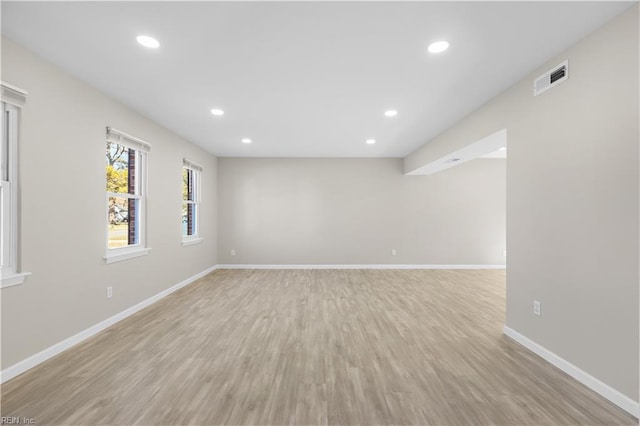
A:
[1,82,30,287]
[182,159,203,246]
[104,127,150,263]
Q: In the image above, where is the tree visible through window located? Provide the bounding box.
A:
[106,141,137,248]
[104,127,149,262]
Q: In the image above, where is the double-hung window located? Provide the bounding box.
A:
[1,82,29,287]
[105,127,150,263]
[182,159,202,245]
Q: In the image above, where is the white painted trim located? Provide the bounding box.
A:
[1,81,27,107]
[183,158,203,172]
[1,103,27,283]
[181,237,204,247]
[503,326,639,418]
[0,265,218,384]
[0,271,31,288]
[103,247,151,264]
[217,264,506,270]
[106,126,151,153]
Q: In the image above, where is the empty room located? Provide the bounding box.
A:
[1,1,638,425]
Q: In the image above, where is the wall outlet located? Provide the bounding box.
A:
[391,249,397,256]
[230,249,236,256]
[533,300,541,316]
[106,287,113,299]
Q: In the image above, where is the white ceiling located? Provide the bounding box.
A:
[1,2,633,158]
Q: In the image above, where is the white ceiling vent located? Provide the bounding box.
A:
[533,60,569,96]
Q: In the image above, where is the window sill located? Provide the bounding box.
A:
[104,248,151,264]
[1,272,31,288]
[181,237,204,247]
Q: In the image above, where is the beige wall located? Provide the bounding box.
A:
[406,7,639,401]
[1,37,218,369]
[4,4,636,408]
[218,157,505,265]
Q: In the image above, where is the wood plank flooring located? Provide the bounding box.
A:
[1,269,636,425]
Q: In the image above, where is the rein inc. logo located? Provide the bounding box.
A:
[0,418,35,425]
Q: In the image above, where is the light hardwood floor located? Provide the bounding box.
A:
[1,269,636,425]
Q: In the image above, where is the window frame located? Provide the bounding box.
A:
[104,127,151,264]
[1,82,30,288]
[181,159,203,246]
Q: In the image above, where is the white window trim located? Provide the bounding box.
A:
[183,158,203,172]
[2,272,32,288]
[1,81,27,108]
[104,247,151,264]
[182,159,202,244]
[104,127,151,264]
[181,237,204,247]
[106,126,151,153]
[1,82,29,288]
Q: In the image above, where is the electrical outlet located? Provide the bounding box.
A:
[391,249,397,256]
[230,249,236,256]
[107,287,113,299]
[533,300,541,316]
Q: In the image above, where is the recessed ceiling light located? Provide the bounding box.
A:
[499,147,506,151]
[241,138,252,144]
[211,109,225,116]
[384,110,398,117]
[136,35,160,49]
[366,139,376,145]
[428,40,449,54]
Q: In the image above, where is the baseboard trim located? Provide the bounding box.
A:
[503,326,639,418]
[217,264,506,270]
[0,265,218,384]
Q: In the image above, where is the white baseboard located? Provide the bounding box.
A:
[0,265,218,384]
[503,326,639,418]
[217,264,506,270]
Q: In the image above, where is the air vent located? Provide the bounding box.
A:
[534,60,569,96]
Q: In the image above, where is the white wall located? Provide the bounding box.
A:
[1,37,218,369]
[405,6,639,402]
[218,157,505,265]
